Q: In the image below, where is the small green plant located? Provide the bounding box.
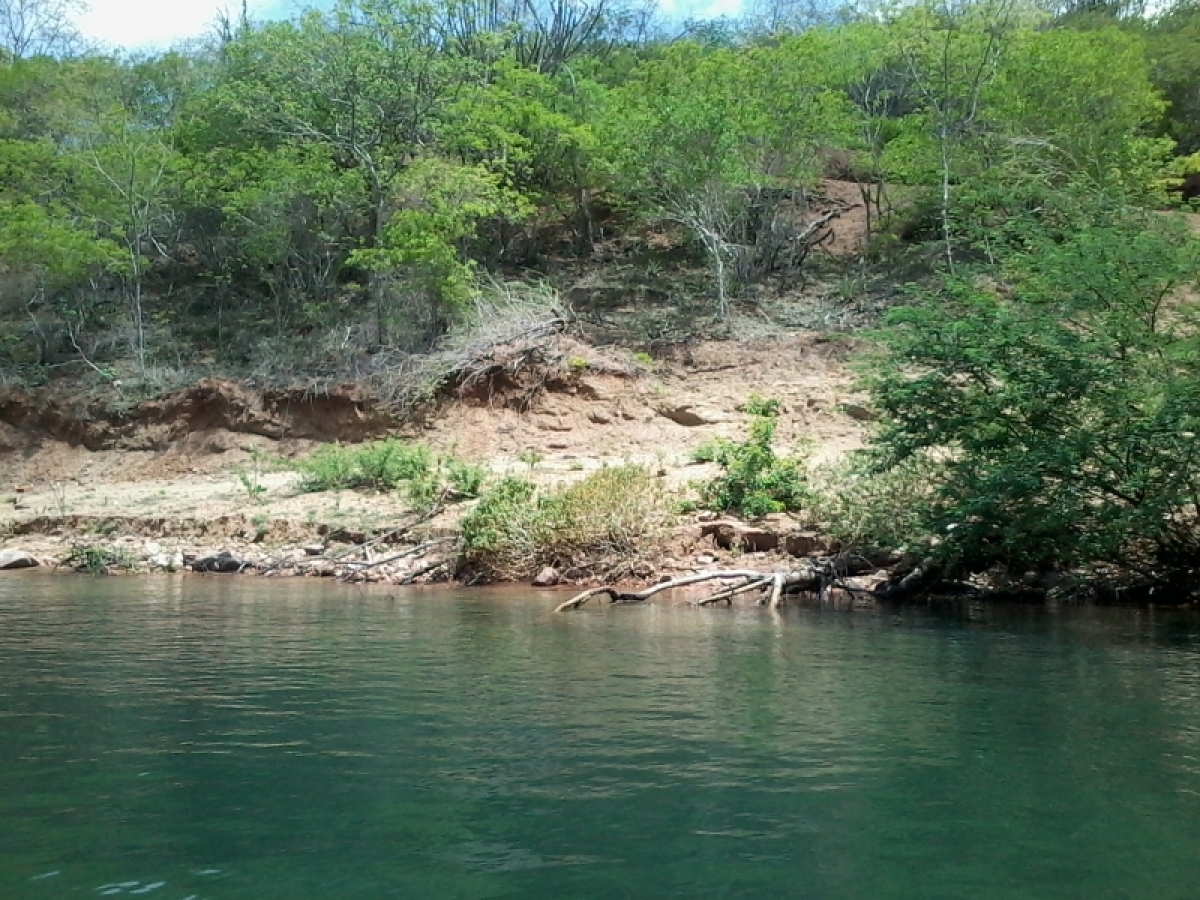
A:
[249,512,270,541]
[62,544,132,575]
[833,269,869,305]
[517,449,544,472]
[295,439,489,511]
[406,471,442,511]
[445,458,487,498]
[48,480,69,517]
[235,447,268,502]
[567,355,589,373]
[695,404,810,518]
[632,351,654,367]
[356,440,434,489]
[739,394,781,417]
[458,477,538,564]
[690,438,728,464]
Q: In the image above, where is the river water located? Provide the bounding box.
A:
[2,575,1200,899]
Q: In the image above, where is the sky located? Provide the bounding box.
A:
[72,0,288,50]
[70,0,742,52]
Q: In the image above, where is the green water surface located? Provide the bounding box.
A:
[2,575,1199,899]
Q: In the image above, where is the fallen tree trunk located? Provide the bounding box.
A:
[554,566,823,613]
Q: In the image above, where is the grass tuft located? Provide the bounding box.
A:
[458,465,672,582]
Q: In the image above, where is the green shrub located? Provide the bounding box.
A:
[353,440,433,489]
[459,477,540,566]
[739,394,782,417]
[295,440,486,510]
[695,409,810,518]
[445,458,487,498]
[62,544,132,575]
[689,438,728,464]
[807,455,937,554]
[458,466,671,582]
[867,211,1200,586]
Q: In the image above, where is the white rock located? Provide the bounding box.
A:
[0,549,38,570]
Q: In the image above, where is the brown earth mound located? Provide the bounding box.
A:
[0,379,398,452]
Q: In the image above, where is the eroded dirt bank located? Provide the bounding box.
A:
[0,333,870,587]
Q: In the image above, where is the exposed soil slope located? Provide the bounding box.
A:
[0,332,868,568]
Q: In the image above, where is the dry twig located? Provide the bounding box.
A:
[554,567,823,612]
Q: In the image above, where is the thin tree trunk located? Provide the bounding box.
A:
[939,126,954,273]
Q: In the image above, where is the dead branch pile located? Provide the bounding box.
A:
[365,282,575,412]
[260,504,455,584]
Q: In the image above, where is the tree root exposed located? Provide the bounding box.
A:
[554,567,822,613]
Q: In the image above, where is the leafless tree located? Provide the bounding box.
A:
[742,0,842,34]
[437,0,653,73]
[0,0,85,58]
[212,0,251,48]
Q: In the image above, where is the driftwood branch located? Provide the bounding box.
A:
[554,567,823,613]
[401,559,449,585]
[339,537,454,582]
[698,576,769,606]
[260,502,446,575]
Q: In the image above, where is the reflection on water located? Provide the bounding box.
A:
[2,574,1200,899]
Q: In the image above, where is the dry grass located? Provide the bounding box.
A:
[458,464,674,583]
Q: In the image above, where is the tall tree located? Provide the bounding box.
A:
[212,0,479,345]
[890,0,1025,269]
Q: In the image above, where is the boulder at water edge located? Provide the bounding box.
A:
[0,550,39,570]
[192,551,245,573]
[533,566,561,587]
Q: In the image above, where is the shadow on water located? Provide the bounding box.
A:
[2,574,1200,900]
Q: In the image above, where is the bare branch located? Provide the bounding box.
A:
[554,567,823,612]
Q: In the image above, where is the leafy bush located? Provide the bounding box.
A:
[867,211,1200,587]
[62,544,132,575]
[694,408,810,518]
[295,440,486,509]
[296,440,432,498]
[807,455,937,554]
[739,394,781,417]
[458,466,671,582]
[445,458,488,499]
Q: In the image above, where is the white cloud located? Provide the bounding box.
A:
[73,0,284,51]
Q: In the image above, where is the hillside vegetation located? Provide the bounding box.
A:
[3,0,1200,595]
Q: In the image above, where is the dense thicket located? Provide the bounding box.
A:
[867,204,1200,589]
[1,0,1197,389]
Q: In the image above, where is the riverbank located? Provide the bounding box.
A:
[3,326,1193,608]
[0,332,876,595]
